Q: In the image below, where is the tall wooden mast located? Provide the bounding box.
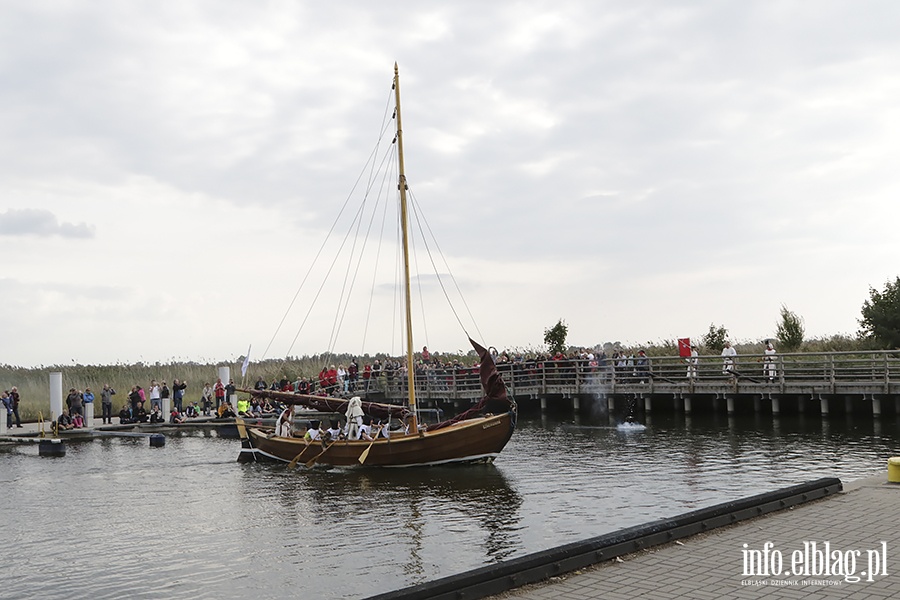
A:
[394,63,418,435]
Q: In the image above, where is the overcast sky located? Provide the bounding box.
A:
[2,1,899,368]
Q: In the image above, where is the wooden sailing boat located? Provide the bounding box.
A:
[237,65,517,467]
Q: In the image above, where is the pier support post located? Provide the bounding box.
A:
[873,396,882,417]
[162,397,172,418]
[50,372,63,426]
[712,395,721,413]
[573,396,580,412]
[845,396,853,414]
[39,439,66,457]
[607,396,615,413]
[0,411,5,435]
[86,403,95,428]
[753,396,761,413]
[771,395,780,415]
[726,396,735,415]
[644,395,652,413]
[540,397,547,412]
[683,396,692,414]
[820,396,829,416]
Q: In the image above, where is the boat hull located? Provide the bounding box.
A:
[240,411,516,467]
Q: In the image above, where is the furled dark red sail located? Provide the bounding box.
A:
[428,338,514,431]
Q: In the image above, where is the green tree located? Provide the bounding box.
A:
[775,304,805,351]
[543,319,568,355]
[860,277,900,348]
[702,323,729,353]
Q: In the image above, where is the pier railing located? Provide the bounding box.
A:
[367,350,900,401]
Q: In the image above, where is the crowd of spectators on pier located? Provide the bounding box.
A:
[32,339,778,433]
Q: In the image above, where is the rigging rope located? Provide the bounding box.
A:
[260,85,396,372]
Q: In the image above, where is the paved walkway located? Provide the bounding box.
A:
[495,474,899,599]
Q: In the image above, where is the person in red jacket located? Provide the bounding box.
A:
[214,378,226,410]
[326,365,339,394]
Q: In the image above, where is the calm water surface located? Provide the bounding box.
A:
[2,412,897,599]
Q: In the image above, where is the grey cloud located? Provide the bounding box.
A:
[0,208,95,238]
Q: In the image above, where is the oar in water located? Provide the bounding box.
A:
[304,439,338,469]
[287,444,312,470]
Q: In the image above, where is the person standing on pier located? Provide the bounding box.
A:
[83,387,95,422]
[128,386,141,416]
[764,341,777,381]
[214,379,226,411]
[173,379,188,412]
[721,341,737,375]
[686,345,699,379]
[67,388,84,420]
[224,379,235,407]
[160,381,170,409]
[2,391,12,429]
[100,384,116,424]
[201,382,213,416]
[148,380,161,411]
[635,350,650,383]
[9,386,22,428]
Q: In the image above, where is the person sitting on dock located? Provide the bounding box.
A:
[218,401,237,419]
[249,398,263,418]
[135,403,149,423]
[57,407,74,431]
[170,406,186,424]
[149,406,165,423]
[118,404,132,424]
[185,402,199,418]
[236,397,251,417]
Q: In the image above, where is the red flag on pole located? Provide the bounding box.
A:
[678,338,692,358]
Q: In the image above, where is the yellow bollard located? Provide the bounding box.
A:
[888,457,900,483]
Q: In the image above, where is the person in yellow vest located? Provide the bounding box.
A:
[237,397,251,416]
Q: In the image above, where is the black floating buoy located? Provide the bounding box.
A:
[149,434,166,448]
[39,439,66,457]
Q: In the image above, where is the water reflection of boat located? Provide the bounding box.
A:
[237,65,516,467]
[241,463,525,566]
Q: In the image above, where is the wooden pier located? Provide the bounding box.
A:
[370,350,900,417]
